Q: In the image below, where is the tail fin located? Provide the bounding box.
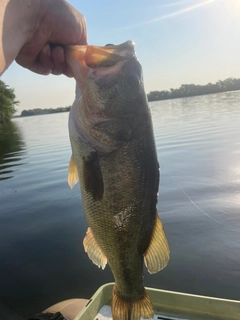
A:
[112,284,154,320]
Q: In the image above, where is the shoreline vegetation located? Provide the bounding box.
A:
[147,78,240,102]
[20,106,71,117]
[0,80,19,123]
[1,78,240,122]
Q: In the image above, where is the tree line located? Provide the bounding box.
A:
[21,107,70,117]
[1,77,240,123]
[147,78,240,101]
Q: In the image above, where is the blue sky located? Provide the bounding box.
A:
[2,0,240,114]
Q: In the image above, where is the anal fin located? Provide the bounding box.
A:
[68,155,79,189]
[144,211,170,274]
[83,227,107,269]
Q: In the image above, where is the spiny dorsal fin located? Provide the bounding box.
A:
[68,155,79,189]
[144,211,170,274]
[83,227,107,269]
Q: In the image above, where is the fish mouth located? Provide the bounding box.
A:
[66,41,136,68]
[65,41,137,86]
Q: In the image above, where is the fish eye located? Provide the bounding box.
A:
[126,74,140,90]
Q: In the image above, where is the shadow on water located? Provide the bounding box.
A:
[0,121,26,180]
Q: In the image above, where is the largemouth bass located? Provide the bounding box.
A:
[66,41,170,320]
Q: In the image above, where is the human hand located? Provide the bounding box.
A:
[15,0,87,77]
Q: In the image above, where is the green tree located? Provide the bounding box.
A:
[20,106,71,117]
[147,77,240,102]
[0,80,19,123]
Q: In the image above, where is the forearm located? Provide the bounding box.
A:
[0,0,48,75]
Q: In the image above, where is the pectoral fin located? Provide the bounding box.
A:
[83,227,107,269]
[83,152,104,201]
[144,212,170,274]
[68,155,79,189]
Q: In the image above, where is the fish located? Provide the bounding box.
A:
[65,41,170,320]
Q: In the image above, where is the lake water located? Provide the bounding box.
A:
[0,91,240,318]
